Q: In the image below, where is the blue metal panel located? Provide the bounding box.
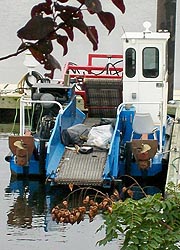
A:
[107,105,165,180]
[45,97,86,176]
[103,106,135,182]
[130,160,162,177]
[10,155,40,175]
[119,106,135,144]
[103,111,121,181]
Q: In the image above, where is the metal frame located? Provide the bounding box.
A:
[19,96,63,136]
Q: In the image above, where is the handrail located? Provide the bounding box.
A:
[19,97,63,136]
[87,53,123,66]
[117,101,164,153]
[62,53,123,81]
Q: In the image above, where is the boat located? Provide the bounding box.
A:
[5,22,174,197]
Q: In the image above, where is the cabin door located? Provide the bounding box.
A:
[137,44,168,124]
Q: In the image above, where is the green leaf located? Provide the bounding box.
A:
[98,186,180,249]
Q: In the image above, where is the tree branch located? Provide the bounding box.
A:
[0,47,27,61]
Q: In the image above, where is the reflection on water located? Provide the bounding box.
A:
[7,195,33,228]
[5,180,46,229]
[0,136,121,250]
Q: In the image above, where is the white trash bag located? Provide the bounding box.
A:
[87,124,114,149]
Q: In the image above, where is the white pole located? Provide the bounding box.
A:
[20,97,25,136]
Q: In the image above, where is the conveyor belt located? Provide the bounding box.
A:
[54,117,113,186]
[54,147,107,186]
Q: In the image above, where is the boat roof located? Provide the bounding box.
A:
[121,31,170,40]
[121,21,170,41]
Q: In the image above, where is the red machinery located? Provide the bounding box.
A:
[63,53,123,79]
[62,53,123,117]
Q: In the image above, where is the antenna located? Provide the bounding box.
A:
[122,26,129,43]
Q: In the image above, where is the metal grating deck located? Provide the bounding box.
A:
[55,148,107,186]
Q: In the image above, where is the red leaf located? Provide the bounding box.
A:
[60,25,74,41]
[57,35,68,56]
[69,19,87,34]
[44,70,55,79]
[45,54,61,70]
[44,54,61,79]
[97,11,115,33]
[17,16,55,40]
[29,44,61,78]
[86,26,98,51]
[29,47,45,65]
[49,32,58,40]
[111,0,125,14]
[31,3,53,17]
[85,0,102,13]
[35,40,53,54]
[55,4,83,21]
[46,0,52,4]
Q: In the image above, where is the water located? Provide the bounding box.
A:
[0,135,123,250]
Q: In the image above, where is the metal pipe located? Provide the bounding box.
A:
[20,97,63,136]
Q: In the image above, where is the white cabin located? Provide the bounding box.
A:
[121,22,170,126]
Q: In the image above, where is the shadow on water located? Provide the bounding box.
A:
[0,135,122,250]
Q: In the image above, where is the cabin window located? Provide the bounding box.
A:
[125,48,136,78]
[143,47,159,78]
